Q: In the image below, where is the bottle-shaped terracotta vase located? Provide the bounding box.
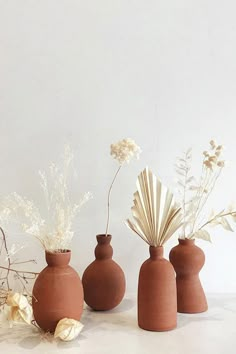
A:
[82,234,126,311]
[32,250,84,333]
[138,246,177,331]
[169,238,208,313]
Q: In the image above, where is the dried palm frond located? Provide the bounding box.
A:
[126,167,182,246]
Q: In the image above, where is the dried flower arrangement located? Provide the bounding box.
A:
[126,167,182,245]
[105,138,141,236]
[2,145,92,253]
[175,140,236,241]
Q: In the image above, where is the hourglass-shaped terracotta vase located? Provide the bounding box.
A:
[169,238,208,313]
[82,234,126,311]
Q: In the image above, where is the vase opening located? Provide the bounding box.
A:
[178,238,195,246]
[45,250,71,267]
[96,234,112,244]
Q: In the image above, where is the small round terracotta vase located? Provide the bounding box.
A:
[138,246,177,331]
[82,234,126,311]
[169,238,208,313]
[32,250,84,333]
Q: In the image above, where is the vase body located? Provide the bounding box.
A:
[169,238,208,313]
[32,250,84,333]
[138,246,177,331]
[82,235,126,311]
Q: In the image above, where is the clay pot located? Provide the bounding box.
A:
[138,246,177,331]
[82,234,126,311]
[169,238,208,313]
[32,250,84,333]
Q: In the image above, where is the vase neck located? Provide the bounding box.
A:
[178,238,195,246]
[45,250,71,267]
[95,234,113,260]
[149,246,163,260]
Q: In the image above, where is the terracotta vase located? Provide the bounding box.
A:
[82,234,126,311]
[32,250,84,333]
[138,246,177,331]
[169,238,208,313]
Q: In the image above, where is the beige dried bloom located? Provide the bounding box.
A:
[176,139,228,242]
[54,318,84,341]
[110,138,141,165]
[204,160,213,169]
[210,139,216,148]
[6,292,32,325]
[202,140,225,171]
[217,161,225,167]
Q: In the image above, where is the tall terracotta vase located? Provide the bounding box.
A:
[82,234,126,311]
[32,250,84,333]
[169,238,208,313]
[138,246,177,331]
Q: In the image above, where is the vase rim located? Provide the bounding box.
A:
[45,250,71,266]
[178,238,195,244]
[96,234,112,238]
[45,249,71,255]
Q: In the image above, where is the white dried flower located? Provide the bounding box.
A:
[54,318,84,341]
[110,138,141,165]
[2,146,92,252]
[6,292,32,325]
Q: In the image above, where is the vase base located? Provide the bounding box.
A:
[138,323,177,332]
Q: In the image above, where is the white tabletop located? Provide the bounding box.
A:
[0,294,235,354]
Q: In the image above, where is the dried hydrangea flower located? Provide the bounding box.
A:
[54,318,84,341]
[105,138,141,236]
[110,138,141,165]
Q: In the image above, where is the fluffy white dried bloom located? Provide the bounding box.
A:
[2,145,92,252]
[54,318,84,341]
[6,292,32,325]
[110,138,141,164]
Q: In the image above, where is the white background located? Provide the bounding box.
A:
[1,0,236,295]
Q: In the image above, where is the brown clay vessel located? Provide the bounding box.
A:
[138,246,177,331]
[32,250,84,332]
[82,234,126,311]
[169,238,208,313]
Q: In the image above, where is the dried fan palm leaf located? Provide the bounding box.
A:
[126,167,182,246]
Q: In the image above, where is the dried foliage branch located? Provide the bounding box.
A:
[0,227,38,308]
[175,140,236,241]
[126,167,182,246]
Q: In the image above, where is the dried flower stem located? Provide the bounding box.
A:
[191,167,223,233]
[0,227,38,307]
[182,151,191,238]
[105,165,122,236]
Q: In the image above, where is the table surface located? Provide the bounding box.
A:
[0,294,236,354]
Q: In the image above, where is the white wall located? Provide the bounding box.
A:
[1,0,236,294]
